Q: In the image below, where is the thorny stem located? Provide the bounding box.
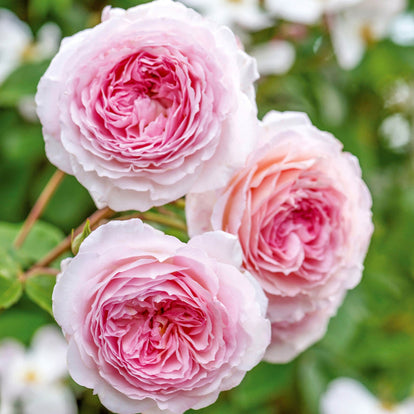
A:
[30,206,114,270]
[14,170,65,248]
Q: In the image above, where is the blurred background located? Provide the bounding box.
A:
[1,0,414,413]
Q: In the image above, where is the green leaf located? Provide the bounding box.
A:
[25,274,56,315]
[0,124,44,164]
[22,221,65,262]
[320,290,368,353]
[230,362,294,409]
[0,221,65,264]
[189,396,234,414]
[0,250,23,309]
[28,0,52,20]
[50,0,72,15]
[0,161,32,222]
[0,296,53,345]
[297,352,330,414]
[0,277,23,309]
[0,61,50,106]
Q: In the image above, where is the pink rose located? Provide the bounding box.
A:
[53,219,270,414]
[36,0,258,211]
[186,111,373,361]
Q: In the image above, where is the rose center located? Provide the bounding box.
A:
[258,172,345,278]
[95,50,183,148]
[103,296,206,367]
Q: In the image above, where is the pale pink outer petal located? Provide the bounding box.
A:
[187,230,244,268]
[35,29,91,175]
[266,293,321,323]
[264,293,343,363]
[189,84,259,193]
[187,229,269,324]
[185,231,271,367]
[185,190,218,237]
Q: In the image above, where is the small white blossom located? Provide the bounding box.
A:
[328,0,407,69]
[250,40,295,75]
[179,0,271,30]
[390,12,414,46]
[265,0,362,24]
[0,9,61,84]
[321,378,414,414]
[17,95,38,122]
[386,80,414,112]
[0,9,32,83]
[380,113,411,152]
[34,22,61,60]
[0,326,77,414]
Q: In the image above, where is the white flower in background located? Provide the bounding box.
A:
[17,95,38,123]
[0,326,77,414]
[0,9,61,84]
[380,113,411,152]
[250,40,295,75]
[390,12,414,46]
[328,0,407,69]
[0,9,32,83]
[386,80,414,112]
[265,0,362,24]
[33,22,61,60]
[321,378,414,414]
[179,0,271,30]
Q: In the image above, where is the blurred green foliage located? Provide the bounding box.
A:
[0,0,414,413]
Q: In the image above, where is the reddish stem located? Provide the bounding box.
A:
[14,170,65,248]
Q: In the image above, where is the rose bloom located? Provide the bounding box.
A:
[53,219,270,414]
[36,0,258,212]
[186,111,373,362]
